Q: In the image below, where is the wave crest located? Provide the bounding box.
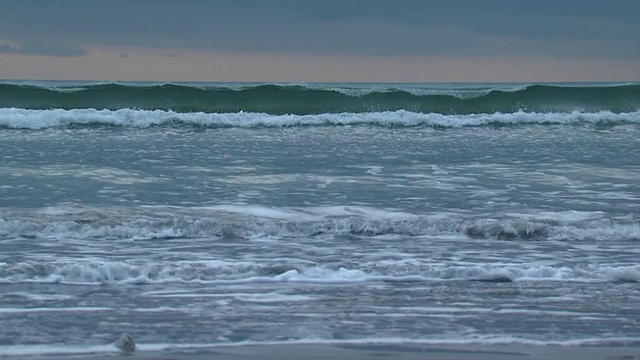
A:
[1,206,637,242]
[1,108,638,129]
[2,261,638,285]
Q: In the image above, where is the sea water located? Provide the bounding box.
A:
[0,82,639,357]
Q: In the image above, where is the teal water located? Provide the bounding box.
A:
[0,82,639,356]
[1,81,639,115]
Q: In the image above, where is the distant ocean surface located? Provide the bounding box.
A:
[1,81,639,357]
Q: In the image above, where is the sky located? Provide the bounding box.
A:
[1,0,639,82]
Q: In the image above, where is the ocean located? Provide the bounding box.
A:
[0,81,639,357]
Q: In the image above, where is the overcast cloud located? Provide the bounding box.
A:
[1,0,639,81]
[1,0,639,58]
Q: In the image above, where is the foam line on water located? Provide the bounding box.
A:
[1,108,639,129]
[1,262,639,285]
[1,209,637,241]
[0,307,112,314]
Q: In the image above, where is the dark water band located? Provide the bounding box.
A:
[1,83,638,114]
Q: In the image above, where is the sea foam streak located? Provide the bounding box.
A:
[1,206,638,241]
[1,261,639,285]
[1,108,639,129]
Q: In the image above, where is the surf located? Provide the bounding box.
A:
[1,107,639,129]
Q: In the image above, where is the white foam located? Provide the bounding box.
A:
[327,84,529,98]
[2,205,639,244]
[2,259,639,285]
[600,266,640,282]
[204,204,319,221]
[202,205,419,221]
[235,292,314,303]
[1,108,639,129]
[140,291,312,302]
[373,306,594,317]
[505,210,606,222]
[0,292,74,301]
[551,223,640,242]
[0,342,228,357]
[132,306,190,312]
[0,307,111,314]
[0,344,118,357]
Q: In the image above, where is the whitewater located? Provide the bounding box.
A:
[0,81,639,357]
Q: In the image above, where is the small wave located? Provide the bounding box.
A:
[1,206,638,242]
[0,205,640,241]
[1,260,638,285]
[1,108,639,129]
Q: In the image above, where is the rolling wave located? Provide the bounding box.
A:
[1,82,638,115]
[1,108,638,129]
[2,206,637,242]
[1,260,638,285]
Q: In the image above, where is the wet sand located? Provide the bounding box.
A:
[23,343,640,360]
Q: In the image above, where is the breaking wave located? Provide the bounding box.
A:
[1,206,637,242]
[1,260,638,285]
[1,108,639,129]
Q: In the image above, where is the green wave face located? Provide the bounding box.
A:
[1,83,639,114]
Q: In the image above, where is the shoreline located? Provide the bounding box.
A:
[13,343,640,360]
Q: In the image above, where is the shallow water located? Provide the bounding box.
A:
[1,83,640,356]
